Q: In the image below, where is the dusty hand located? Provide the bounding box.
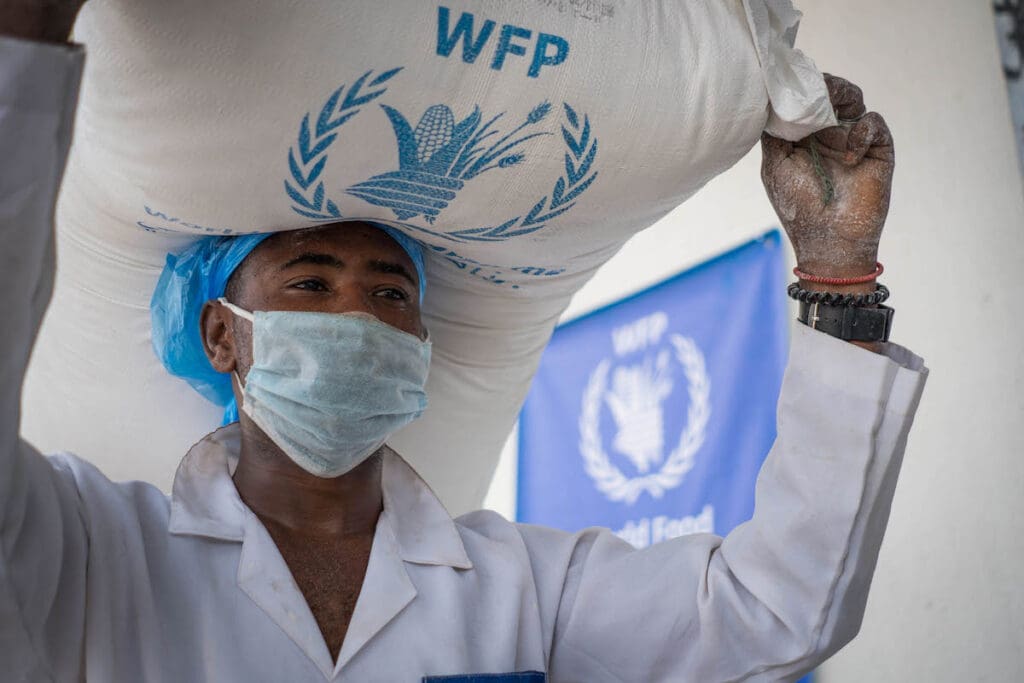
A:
[761,75,895,278]
[0,0,87,43]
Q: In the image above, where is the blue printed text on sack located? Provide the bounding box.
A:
[436,6,570,79]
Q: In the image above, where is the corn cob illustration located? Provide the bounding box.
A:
[346,101,552,223]
[414,105,455,163]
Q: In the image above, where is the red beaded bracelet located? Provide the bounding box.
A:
[793,262,884,286]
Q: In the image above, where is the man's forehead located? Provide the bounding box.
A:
[253,223,411,265]
[225,222,424,302]
[273,223,402,249]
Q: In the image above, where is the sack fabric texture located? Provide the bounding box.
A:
[22,0,835,514]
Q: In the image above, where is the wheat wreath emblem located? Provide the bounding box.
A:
[284,69,598,243]
[579,336,711,505]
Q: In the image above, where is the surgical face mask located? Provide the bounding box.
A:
[218,298,431,477]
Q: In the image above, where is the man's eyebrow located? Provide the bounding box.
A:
[278,253,346,271]
[278,253,417,288]
[368,259,417,288]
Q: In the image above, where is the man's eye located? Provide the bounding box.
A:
[292,279,328,292]
[374,287,409,301]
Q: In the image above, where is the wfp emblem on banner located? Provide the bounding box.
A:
[518,232,787,545]
[283,68,599,244]
[580,312,711,505]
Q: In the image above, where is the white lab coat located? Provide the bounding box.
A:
[0,36,928,682]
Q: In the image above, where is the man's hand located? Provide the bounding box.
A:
[0,0,86,44]
[761,75,895,285]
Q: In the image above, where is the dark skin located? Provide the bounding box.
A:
[762,73,896,352]
[199,224,424,660]
[6,2,898,665]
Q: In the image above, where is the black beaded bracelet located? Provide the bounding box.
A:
[787,282,890,307]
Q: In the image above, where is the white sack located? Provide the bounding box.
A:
[22,0,835,514]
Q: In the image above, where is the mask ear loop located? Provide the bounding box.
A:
[218,297,253,399]
[230,371,247,418]
[217,297,255,322]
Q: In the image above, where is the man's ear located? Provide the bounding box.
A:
[200,301,237,374]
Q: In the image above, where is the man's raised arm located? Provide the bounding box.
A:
[0,5,89,679]
[532,80,930,681]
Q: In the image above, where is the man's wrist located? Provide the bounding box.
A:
[793,257,886,353]
[798,279,877,297]
[794,255,880,298]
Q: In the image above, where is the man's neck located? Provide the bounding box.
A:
[231,418,381,660]
[231,418,383,538]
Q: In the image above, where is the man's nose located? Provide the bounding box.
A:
[328,285,380,319]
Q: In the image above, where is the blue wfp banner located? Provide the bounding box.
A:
[518,230,787,538]
[517,230,812,681]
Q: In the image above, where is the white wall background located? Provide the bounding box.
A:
[486,1,1024,680]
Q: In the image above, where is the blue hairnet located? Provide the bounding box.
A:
[150,224,427,422]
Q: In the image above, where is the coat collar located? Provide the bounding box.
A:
[167,423,473,570]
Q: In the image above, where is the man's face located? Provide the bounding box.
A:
[206,222,423,379]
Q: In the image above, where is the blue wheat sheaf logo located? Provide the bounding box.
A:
[346,101,552,223]
[284,67,599,243]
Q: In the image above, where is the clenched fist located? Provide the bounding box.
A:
[761,75,895,281]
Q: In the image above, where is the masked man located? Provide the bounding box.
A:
[0,4,927,682]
